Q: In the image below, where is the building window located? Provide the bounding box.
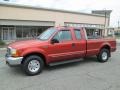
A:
[16,26,51,40]
[16,26,38,40]
[16,26,23,39]
[22,26,29,38]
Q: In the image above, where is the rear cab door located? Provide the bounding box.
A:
[71,28,86,58]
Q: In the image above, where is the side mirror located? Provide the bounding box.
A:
[51,39,59,44]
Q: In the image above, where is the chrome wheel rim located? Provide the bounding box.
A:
[28,60,40,73]
[102,52,108,60]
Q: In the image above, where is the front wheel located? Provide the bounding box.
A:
[22,55,44,76]
[97,49,110,62]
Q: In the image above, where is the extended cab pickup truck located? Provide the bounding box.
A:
[6,27,116,76]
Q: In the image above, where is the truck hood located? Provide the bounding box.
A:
[9,40,47,49]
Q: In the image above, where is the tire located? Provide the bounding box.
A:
[22,55,44,76]
[97,49,110,62]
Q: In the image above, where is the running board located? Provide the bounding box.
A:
[49,58,84,66]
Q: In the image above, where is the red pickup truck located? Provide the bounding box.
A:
[6,27,116,76]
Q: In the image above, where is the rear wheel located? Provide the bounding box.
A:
[22,55,44,76]
[97,49,110,62]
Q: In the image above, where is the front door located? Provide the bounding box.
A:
[48,30,75,62]
[2,27,16,40]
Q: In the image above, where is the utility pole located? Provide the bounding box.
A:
[104,9,107,37]
[104,10,107,29]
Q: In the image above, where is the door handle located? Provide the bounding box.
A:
[72,43,75,47]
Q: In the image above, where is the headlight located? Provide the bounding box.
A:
[9,48,19,57]
[11,48,17,55]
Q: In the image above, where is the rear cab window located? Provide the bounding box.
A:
[74,29,81,40]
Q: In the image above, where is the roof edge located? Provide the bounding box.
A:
[0,2,107,17]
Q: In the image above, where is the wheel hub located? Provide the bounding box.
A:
[102,52,108,60]
[28,60,40,73]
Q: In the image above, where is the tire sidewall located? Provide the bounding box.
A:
[98,49,109,62]
[22,55,44,76]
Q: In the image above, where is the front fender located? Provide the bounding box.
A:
[21,48,48,61]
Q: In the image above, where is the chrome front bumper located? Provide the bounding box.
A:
[6,56,23,66]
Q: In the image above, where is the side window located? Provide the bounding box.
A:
[74,29,81,39]
[53,30,72,41]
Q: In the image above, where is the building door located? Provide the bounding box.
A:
[2,27,16,40]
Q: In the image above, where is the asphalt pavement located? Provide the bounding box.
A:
[0,46,120,90]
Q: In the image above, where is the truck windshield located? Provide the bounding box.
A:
[37,28,56,40]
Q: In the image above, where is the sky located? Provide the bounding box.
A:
[0,0,120,27]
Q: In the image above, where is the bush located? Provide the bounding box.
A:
[0,40,6,46]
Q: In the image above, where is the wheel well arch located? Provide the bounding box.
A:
[21,52,47,66]
[101,45,111,51]
[99,45,111,57]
